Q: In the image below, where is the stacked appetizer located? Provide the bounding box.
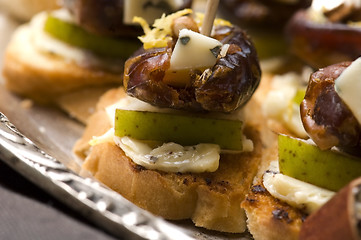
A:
[243,56,361,240]
[2,0,191,122]
[5,0,361,239]
[240,1,361,239]
[297,58,361,240]
[74,9,264,233]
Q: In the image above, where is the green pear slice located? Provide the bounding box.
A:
[278,134,361,191]
[44,15,140,58]
[292,89,306,105]
[114,109,243,151]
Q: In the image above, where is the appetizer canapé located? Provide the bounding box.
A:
[75,9,264,233]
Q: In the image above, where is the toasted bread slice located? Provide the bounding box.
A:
[73,87,264,233]
[240,72,306,240]
[241,182,306,240]
[2,23,122,104]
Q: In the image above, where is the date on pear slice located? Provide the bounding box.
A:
[44,15,140,58]
[278,134,361,191]
[114,110,243,151]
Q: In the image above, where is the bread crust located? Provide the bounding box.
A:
[237,72,307,239]
[74,87,263,233]
[2,24,122,104]
[241,183,305,240]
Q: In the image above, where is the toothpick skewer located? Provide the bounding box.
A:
[201,0,220,36]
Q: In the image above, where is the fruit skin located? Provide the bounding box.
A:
[278,134,361,191]
[114,109,243,151]
[300,62,361,151]
[124,25,261,113]
[44,15,140,58]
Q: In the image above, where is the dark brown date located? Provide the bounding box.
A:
[220,0,311,28]
[63,0,192,37]
[286,10,361,69]
[123,25,261,113]
[300,62,361,150]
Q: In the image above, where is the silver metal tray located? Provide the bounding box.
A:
[0,10,252,240]
[0,88,253,240]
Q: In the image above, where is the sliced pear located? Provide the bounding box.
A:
[292,89,306,105]
[278,134,361,191]
[44,15,140,58]
[114,109,243,151]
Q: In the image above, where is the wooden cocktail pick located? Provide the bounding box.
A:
[201,0,219,36]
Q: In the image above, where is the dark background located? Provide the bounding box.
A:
[0,160,118,240]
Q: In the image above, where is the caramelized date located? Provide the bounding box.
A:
[220,0,311,28]
[124,25,261,113]
[286,10,361,69]
[63,0,192,37]
[300,62,361,150]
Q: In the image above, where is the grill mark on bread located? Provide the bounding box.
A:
[272,208,292,223]
[244,182,306,224]
[130,164,233,193]
[252,184,267,193]
[242,182,307,240]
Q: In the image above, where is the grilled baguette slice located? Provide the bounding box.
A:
[74,76,306,235]
[74,87,263,233]
[240,73,306,240]
[242,182,306,240]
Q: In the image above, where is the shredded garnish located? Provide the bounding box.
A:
[133,9,233,50]
[133,9,193,49]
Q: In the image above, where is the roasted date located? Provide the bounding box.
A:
[220,0,311,28]
[286,9,361,69]
[123,25,261,113]
[300,62,361,150]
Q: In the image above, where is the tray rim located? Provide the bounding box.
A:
[0,112,195,240]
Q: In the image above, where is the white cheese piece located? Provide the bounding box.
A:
[29,11,123,72]
[123,0,183,25]
[335,57,361,125]
[263,161,335,214]
[169,29,222,70]
[30,11,86,64]
[262,70,309,138]
[114,136,220,173]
